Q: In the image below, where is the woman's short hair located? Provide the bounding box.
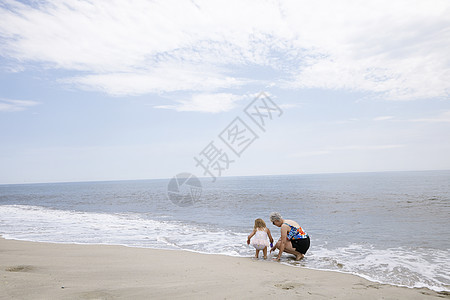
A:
[269,212,282,222]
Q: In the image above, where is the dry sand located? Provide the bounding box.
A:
[1,237,448,299]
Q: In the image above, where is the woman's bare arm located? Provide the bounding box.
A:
[276,225,288,261]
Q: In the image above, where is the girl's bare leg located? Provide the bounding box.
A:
[255,249,260,258]
[263,247,268,259]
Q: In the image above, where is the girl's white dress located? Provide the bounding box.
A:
[250,229,270,250]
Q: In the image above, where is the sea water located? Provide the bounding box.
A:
[0,170,449,292]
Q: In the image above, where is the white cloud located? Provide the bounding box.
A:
[290,150,331,158]
[0,98,39,112]
[409,111,450,123]
[0,0,449,100]
[278,103,301,110]
[155,93,248,113]
[291,144,404,157]
[374,116,394,121]
[329,145,405,151]
[280,1,450,100]
[63,64,247,96]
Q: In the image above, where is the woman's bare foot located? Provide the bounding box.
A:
[295,253,304,261]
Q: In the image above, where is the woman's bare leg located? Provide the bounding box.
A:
[283,242,304,260]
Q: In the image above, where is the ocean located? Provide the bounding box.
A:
[1,170,449,292]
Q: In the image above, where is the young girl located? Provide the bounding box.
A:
[247,218,274,259]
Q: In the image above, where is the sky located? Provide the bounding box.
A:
[0,0,449,184]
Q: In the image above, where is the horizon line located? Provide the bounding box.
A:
[1,168,449,186]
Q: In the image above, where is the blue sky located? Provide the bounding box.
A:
[1,0,449,184]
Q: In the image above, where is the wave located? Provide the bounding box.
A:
[0,204,250,254]
[306,244,450,292]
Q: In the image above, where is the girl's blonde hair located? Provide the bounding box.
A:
[254,218,267,230]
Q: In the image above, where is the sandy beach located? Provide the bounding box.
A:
[1,237,448,299]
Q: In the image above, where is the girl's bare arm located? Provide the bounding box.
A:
[247,229,256,244]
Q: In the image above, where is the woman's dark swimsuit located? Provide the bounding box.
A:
[284,223,310,254]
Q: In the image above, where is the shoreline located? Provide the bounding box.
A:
[1,237,448,299]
